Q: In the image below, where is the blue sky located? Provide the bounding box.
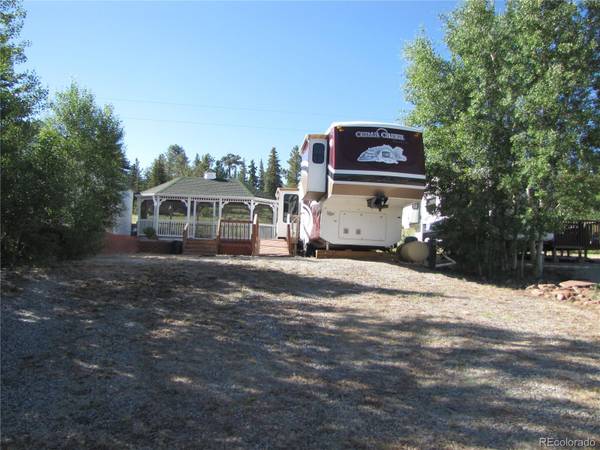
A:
[21,1,457,169]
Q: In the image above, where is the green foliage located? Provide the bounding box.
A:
[165,144,189,178]
[147,154,168,187]
[405,0,599,276]
[191,152,213,177]
[143,226,157,240]
[128,158,144,192]
[1,0,48,264]
[237,158,247,183]
[220,153,243,178]
[286,145,301,188]
[258,159,265,192]
[40,83,128,259]
[1,2,127,264]
[247,159,258,190]
[214,159,227,180]
[264,147,282,198]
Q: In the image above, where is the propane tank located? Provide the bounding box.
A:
[399,241,430,263]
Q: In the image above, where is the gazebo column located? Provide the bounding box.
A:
[136,196,142,223]
[250,200,255,221]
[185,196,191,227]
[152,196,160,232]
[192,200,198,238]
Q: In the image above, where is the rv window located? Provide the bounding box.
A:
[283,194,299,216]
[312,143,325,164]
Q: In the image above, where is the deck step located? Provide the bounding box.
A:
[259,239,290,256]
[183,239,218,256]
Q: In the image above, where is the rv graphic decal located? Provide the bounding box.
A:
[357,145,407,164]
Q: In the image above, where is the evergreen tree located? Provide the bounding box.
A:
[258,159,265,192]
[192,152,214,177]
[286,145,301,188]
[220,153,243,178]
[165,144,189,178]
[128,158,143,191]
[148,154,168,187]
[264,147,283,198]
[237,159,247,184]
[214,159,227,180]
[191,153,202,177]
[247,159,258,190]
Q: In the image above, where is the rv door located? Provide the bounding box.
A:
[276,192,299,238]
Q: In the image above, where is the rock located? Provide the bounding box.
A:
[529,289,544,297]
[526,284,538,290]
[538,283,557,290]
[559,280,596,289]
[555,289,573,301]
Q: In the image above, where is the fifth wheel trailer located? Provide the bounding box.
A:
[276,122,426,254]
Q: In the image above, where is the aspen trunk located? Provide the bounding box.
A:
[535,236,544,277]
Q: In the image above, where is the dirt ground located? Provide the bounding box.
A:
[2,255,599,449]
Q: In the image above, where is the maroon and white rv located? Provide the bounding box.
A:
[276,122,426,254]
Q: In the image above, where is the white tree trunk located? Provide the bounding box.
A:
[535,237,544,277]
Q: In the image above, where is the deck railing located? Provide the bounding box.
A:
[194,220,218,239]
[137,218,275,241]
[138,219,154,236]
[219,219,253,240]
[258,224,276,240]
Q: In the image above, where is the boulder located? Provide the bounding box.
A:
[559,280,596,289]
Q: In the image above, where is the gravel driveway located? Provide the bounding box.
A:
[2,255,599,449]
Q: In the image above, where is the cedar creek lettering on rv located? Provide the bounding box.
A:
[355,128,406,141]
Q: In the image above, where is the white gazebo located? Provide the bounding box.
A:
[136,173,278,240]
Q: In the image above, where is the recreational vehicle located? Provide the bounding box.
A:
[276,122,426,254]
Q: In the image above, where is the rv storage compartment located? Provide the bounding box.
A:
[338,212,386,241]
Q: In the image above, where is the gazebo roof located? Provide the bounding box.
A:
[140,177,256,198]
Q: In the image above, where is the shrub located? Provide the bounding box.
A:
[143,227,157,240]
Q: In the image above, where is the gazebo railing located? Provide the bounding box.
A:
[157,219,187,238]
[137,219,154,236]
[137,218,275,240]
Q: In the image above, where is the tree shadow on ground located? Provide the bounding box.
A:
[1,256,599,449]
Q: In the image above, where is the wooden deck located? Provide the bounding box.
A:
[182,219,291,257]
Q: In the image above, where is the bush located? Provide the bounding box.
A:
[143,227,157,239]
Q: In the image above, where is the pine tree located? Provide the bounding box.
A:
[237,159,247,184]
[214,160,227,180]
[258,159,265,192]
[148,155,168,187]
[165,144,189,178]
[264,147,283,198]
[286,145,301,188]
[128,158,143,191]
[247,159,258,190]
